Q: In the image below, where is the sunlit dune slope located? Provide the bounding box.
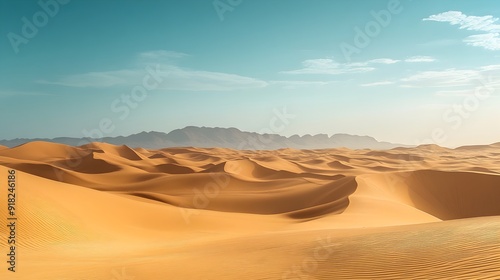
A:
[0,141,499,280]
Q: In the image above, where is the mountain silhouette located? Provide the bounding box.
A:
[0,126,409,150]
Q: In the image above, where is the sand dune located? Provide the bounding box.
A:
[0,142,499,279]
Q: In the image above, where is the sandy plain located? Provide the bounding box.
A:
[0,141,499,279]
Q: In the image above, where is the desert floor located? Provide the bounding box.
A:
[0,142,499,279]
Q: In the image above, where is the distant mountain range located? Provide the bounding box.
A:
[0,126,411,150]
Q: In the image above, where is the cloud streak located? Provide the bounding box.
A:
[400,64,500,89]
[269,80,332,89]
[361,81,394,87]
[424,11,500,50]
[283,56,435,76]
[282,58,375,75]
[38,51,268,91]
[405,56,436,63]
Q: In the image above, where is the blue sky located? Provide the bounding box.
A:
[1,0,500,147]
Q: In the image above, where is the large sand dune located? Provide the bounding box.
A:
[0,142,499,279]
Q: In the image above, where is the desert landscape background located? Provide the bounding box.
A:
[1,140,499,279]
[4,0,500,279]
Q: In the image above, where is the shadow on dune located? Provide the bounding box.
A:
[405,170,500,220]
[125,175,358,220]
[285,176,358,219]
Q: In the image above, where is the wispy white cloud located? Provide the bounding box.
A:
[405,56,436,63]
[480,64,500,71]
[423,11,500,32]
[283,56,436,76]
[282,58,375,75]
[401,68,482,87]
[423,11,500,50]
[38,70,140,88]
[38,51,268,91]
[463,33,500,50]
[366,58,400,64]
[361,81,394,87]
[400,64,500,88]
[347,58,402,68]
[162,67,268,91]
[269,80,332,89]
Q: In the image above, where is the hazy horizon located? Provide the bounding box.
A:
[2,125,500,149]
